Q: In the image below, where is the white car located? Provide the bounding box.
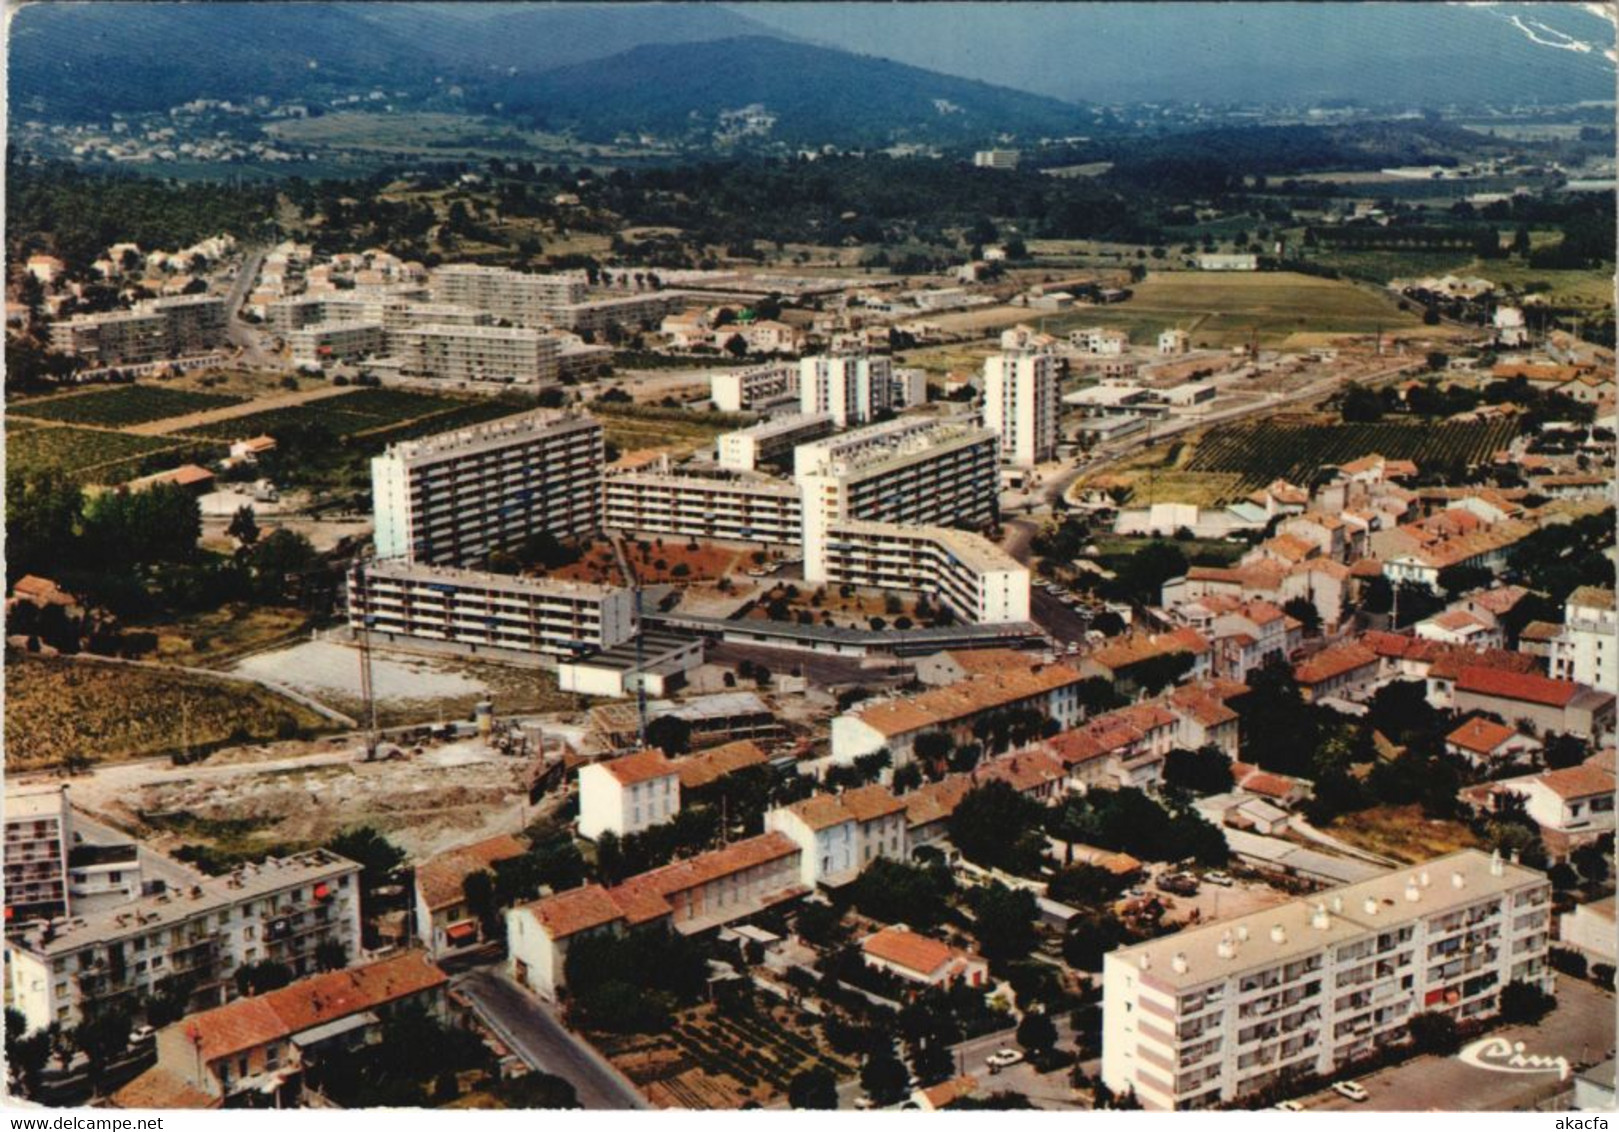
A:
[1273,1101,1303,1112]
[985,1049,1024,1069]
[1204,871,1234,887]
[1331,1081,1369,1103]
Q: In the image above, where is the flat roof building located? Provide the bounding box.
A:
[5,785,73,925]
[370,409,602,565]
[347,559,635,661]
[800,352,894,427]
[603,470,803,545]
[717,413,834,472]
[395,323,562,385]
[983,349,1061,467]
[1102,849,1553,1110]
[823,519,1030,626]
[711,362,799,413]
[428,264,587,328]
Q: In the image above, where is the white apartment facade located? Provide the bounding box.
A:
[7,850,362,1033]
[765,785,909,887]
[1101,850,1553,1111]
[370,409,602,565]
[428,264,587,327]
[577,750,682,840]
[603,471,804,545]
[49,295,226,366]
[289,320,386,367]
[1548,587,1616,691]
[822,520,1030,625]
[794,416,1001,583]
[716,413,834,471]
[973,149,1020,170]
[396,324,562,385]
[711,363,799,413]
[800,352,894,426]
[347,559,635,660]
[982,350,1061,467]
[4,785,73,923]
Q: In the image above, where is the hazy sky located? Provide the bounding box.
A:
[727,2,1617,104]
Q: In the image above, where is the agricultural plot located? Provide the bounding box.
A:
[1116,271,1423,346]
[6,423,187,481]
[4,656,330,769]
[1183,415,1519,496]
[173,388,527,442]
[10,385,244,426]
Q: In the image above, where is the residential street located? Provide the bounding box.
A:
[454,967,650,1110]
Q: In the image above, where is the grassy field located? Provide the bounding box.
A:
[265,111,671,162]
[137,604,311,667]
[1325,804,1485,865]
[1459,260,1616,312]
[590,402,741,457]
[170,388,531,446]
[11,385,245,426]
[6,424,195,483]
[1295,247,1475,285]
[5,655,330,769]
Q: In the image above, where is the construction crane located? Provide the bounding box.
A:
[634,585,648,748]
[352,557,380,761]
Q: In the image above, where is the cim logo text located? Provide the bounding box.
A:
[1457,1036,1572,1081]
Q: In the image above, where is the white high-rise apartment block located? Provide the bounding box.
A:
[1101,849,1553,1111]
[428,264,587,327]
[822,520,1030,624]
[799,352,894,426]
[716,413,834,472]
[1549,587,1617,691]
[982,350,1061,467]
[973,149,1020,170]
[794,416,1000,583]
[711,363,799,413]
[4,785,73,923]
[395,324,562,385]
[49,295,226,366]
[346,560,635,660]
[7,850,362,1033]
[289,321,386,367]
[603,471,803,545]
[370,409,602,565]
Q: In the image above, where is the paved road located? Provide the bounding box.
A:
[223,248,273,369]
[455,968,649,1110]
[1302,978,1616,1112]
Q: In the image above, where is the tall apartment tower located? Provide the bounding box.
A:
[3,785,72,923]
[982,349,1061,467]
[800,353,894,427]
[370,409,603,566]
[428,264,588,328]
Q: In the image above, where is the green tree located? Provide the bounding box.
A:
[861,1047,910,1105]
[1163,746,1235,796]
[5,1008,51,1098]
[227,504,260,552]
[314,939,348,971]
[5,468,82,583]
[948,780,1048,875]
[788,1065,839,1110]
[1016,1010,1058,1054]
[1405,1010,1460,1054]
[250,527,318,601]
[1498,980,1554,1025]
[967,882,1039,964]
[852,858,955,931]
[72,1005,133,1086]
[1283,597,1321,635]
[645,714,693,757]
[235,960,293,997]
[327,827,405,892]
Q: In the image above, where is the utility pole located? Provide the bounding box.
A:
[354,558,379,760]
[634,586,648,749]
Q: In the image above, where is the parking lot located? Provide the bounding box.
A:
[1302,978,1615,1112]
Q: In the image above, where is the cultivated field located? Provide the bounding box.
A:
[5,424,197,482]
[1323,804,1485,865]
[1182,414,1520,494]
[10,385,244,426]
[169,387,526,442]
[590,402,744,457]
[1114,270,1425,346]
[5,655,330,768]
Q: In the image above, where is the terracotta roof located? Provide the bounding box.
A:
[1569,586,1615,612]
[944,647,1043,675]
[782,794,858,832]
[1090,631,1207,673]
[862,926,979,976]
[673,739,770,790]
[1257,534,1317,564]
[1466,586,1530,615]
[852,662,1085,738]
[1535,764,1616,801]
[608,831,800,925]
[1168,684,1240,727]
[1293,643,1378,685]
[919,1075,980,1110]
[527,884,625,941]
[840,784,907,823]
[1445,717,1523,756]
[1519,620,1564,643]
[110,1067,221,1110]
[12,574,62,600]
[1456,666,1584,708]
[1239,768,1306,800]
[178,952,447,1065]
[1427,610,1491,632]
[973,750,1066,793]
[594,748,678,786]
[414,834,528,913]
[903,778,972,828]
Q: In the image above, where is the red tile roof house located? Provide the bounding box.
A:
[1292,641,1380,703]
[1459,756,1616,861]
[143,952,448,1108]
[505,832,807,1000]
[861,925,989,990]
[1452,666,1616,743]
[1443,717,1542,769]
[411,834,528,958]
[1229,762,1312,808]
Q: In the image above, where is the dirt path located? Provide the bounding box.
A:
[126,383,357,436]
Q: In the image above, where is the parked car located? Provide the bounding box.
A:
[1204,871,1235,887]
[129,1025,155,1045]
[1157,873,1200,897]
[985,1049,1025,1069]
[1273,1101,1304,1112]
[1332,1081,1369,1103]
